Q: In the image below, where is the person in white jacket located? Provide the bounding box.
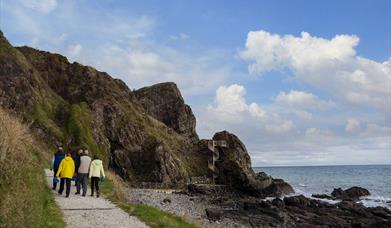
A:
[89,156,105,197]
[76,149,91,196]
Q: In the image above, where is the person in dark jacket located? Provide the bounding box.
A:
[72,149,82,188]
[51,147,65,190]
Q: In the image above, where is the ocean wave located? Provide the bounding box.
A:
[360,196,391,209]
[292,187,391,208]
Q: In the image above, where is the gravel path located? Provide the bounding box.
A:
[45,169,148,228]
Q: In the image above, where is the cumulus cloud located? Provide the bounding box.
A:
[274,90,335,110]
[240,30,391,110]
[206,84,294,134]
[92,45,230,95]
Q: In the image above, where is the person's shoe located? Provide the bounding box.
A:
[65,195,69,198]
[82,193,86,197]
[97,192,100,198]
[58,191,62,195]
[52,187,56,190]
[75,192,80,195]
[90,193,94,197]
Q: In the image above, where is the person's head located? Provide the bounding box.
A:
[78,149,83,154]
[58,146,63,152]
[84,149,89,155]
[66,152,71,157]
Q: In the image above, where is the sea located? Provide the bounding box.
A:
[253,165,391,209]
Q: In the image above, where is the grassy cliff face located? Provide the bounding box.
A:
[0,32,193,184]
[0,108,64,228]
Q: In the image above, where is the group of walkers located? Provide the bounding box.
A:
[51,146,105,198]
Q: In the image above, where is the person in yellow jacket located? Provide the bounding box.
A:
[56,152,75,197]
[89,156,105,198]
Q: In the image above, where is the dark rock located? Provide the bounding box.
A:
[272,198,285,209]
[369,206,391,219]
[134,82,199,144]
[312,193,334,200]
[205,208,223,221]
[212,131,293,197]
[263,179,294,197]
[283,195,310,207]
[162,198,171,204]
[332,186,370,201]
[187,184,215,195]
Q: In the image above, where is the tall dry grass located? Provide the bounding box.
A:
[0,109,33,176]
[0,108,64,227]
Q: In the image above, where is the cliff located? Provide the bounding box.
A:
[0,31,292,197]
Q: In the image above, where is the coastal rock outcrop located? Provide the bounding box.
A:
[212,131,293,197]
[331,186,370,201]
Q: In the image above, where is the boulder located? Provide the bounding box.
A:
[332,186,370,201]
[187,184,216,195]
[263,179,294,197]
[205,208,223,221]
[283,195,310,207]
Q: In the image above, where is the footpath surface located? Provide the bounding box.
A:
[45,169,148,228]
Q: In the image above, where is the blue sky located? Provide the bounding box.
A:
[1,0,390,166]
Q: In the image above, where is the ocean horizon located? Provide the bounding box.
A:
[253,164,391,209]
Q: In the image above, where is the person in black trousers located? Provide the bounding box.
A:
[56,152,75,198]
[89,156,105,197]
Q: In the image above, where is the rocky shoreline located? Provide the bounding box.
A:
[127,186,391,228]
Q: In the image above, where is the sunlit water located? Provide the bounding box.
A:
[254,165,391,209]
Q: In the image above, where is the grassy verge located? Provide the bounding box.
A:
[100,171,198,228]
[0,108,65,228]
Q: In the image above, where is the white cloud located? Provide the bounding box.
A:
[66,44,82,60]
[206,84,294,133]
[345,118,361,133]
[2,0,231,96]
[293,110,313,120]
[92,45,230,95]
[274,90,334,110]
[170,33,190,40]
[19,0,58,13]
[240,30,391,110]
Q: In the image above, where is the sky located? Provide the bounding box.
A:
[1,0,390,166]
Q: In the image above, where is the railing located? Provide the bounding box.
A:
[207,140,227,184]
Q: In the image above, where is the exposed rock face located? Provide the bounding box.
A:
[213,131,293,197]
[0,33,42,114]
[1,33,189,184]
[134,82,199,144]
[332,186,370,201]
[0,31,293,197]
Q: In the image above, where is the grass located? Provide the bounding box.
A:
[66,102,106,162]
[100,171,198,228]
[0,108,65,228]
